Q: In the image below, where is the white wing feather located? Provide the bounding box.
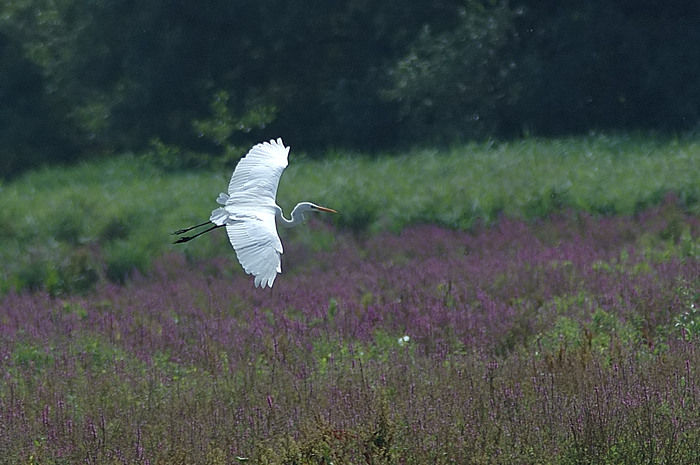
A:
[225,210,282,288]
[227,138,289,205]
[209,138,290,288]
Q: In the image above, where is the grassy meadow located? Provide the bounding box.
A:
[1,134,699,463]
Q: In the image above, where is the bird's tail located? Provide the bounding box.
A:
[210,207,228,226]
[210,193,231,226]
[216,193,229,205]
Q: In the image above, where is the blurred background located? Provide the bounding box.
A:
[2,0,699,177]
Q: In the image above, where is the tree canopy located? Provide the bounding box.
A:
[1,0,699,175]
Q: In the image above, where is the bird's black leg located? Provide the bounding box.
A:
[172,221,212,235]
[172,224,223,243]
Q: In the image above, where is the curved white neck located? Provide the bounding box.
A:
[275,204,306,228]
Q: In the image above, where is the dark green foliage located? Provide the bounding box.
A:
[0,32,75,177]
[390,0,700,139]
[387,1,521,142]
[2,1,700,175]
[514,0,700,135]
[0,0,461,172]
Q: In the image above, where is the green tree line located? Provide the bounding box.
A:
[1,0,699,176]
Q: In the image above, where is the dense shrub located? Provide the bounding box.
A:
[0,33,75,177]
[2,1,700,174]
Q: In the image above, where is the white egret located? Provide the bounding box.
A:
[173,138,337,288]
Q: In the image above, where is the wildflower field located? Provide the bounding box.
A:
[1,135,699,463]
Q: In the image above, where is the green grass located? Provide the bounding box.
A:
[313,134,699,231]
[2,133,699,294]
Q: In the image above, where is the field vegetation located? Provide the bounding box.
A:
[2,134,698,296]
[3,2,699,462]
[1,134,699,463]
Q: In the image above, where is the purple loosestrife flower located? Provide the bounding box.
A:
[0,202,698,462]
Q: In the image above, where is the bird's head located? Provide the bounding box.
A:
[295,202,338,215]
[308,203,338,214]
[290,202,337,221]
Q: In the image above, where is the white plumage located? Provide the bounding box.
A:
[210,138,288,287]
[173,138,337,288]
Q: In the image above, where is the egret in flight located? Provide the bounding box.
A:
[173,138,337,288]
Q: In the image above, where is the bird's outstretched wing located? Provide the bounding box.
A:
[224,209,283,288]
[209,138,289,288]
[226,138,289,206]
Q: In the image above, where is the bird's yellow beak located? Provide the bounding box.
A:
[314,205,338,213]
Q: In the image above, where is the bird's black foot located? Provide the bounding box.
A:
[172,220,213,236]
